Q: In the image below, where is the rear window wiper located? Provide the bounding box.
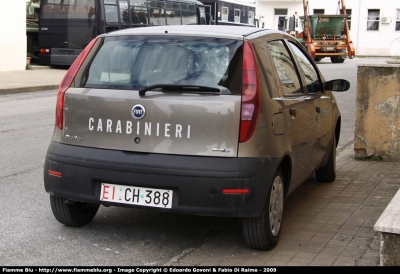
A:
[138,84,220,96]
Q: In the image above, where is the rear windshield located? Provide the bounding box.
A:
[79,35,243,95]
[41,0,96,19]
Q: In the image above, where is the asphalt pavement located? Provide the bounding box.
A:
[1,63,399,266]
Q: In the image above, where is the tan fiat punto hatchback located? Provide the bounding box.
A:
[44,25,349,250]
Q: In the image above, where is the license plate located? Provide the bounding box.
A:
[326,47,335,51]
[100,183,173,209]
[59,50,74,55]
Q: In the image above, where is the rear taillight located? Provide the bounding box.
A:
[40,48,50,54]
[239,40,261,143]
[56,38,98,130]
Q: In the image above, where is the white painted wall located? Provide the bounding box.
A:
[256,0,303,30]
[0,0,26,71]
[349,0,399,56]
[256,0,400,56]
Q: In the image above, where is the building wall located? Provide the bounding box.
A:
[256,0,400,57]
[256,1,301,30]
[0,1,26,71]
[352,0,399,56]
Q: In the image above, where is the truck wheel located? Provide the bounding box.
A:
[331,56,345,63]
[50,195,99,227]
[242,167,284,250]
[314,57,322,62]
[337,58,345,63]
[316,136,336,182]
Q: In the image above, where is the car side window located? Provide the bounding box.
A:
[288,42,322,94]
[267,40,303,95]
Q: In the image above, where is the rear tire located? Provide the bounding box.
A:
[314,57,322,62]
[50,195,99,227]
[242,168,284,250]
[316,136,336,182]
[330,56,345,63]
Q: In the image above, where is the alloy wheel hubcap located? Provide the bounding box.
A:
[269,176,283,236]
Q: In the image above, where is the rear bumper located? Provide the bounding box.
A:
[44,142,281,218]
[39,48,81,66]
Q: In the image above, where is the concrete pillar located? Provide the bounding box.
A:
[354,64,400,161]
[379,233,400,266]
[374,189,400,266]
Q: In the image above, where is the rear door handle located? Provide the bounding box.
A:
[316,106,321,113]
[289,108,297,116]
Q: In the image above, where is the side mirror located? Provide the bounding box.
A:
[325,79,350,92]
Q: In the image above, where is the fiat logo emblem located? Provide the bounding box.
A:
[131,104,146,120]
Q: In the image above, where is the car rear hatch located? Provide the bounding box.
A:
[59,34,246,157]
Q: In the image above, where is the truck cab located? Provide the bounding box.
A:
[283,14,303,37]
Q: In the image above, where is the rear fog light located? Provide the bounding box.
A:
[48,170,62,177]
[222,189,250,194]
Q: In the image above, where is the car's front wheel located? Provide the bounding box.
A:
[50,195,99,227]
[242,167,284,250]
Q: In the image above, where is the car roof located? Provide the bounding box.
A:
[102,25,282,40]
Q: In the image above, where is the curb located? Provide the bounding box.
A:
[0,85,59,95]
[29,65,53,70]
[337,141,354,155]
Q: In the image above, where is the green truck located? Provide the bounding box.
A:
[285,0,355,63]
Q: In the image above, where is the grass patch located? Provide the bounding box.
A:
[355,155,383,162]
